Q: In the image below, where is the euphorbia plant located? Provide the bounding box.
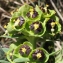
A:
[1,4,62,63]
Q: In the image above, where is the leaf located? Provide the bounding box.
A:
[13,57,29,62]
[0,35,18,38]
[0,48,5,60]
[0,35,13,38]
[60,60,63,63]
[0,60,10,63]
[2,48,9,53]
[55,50,62,63]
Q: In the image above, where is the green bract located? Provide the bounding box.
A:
[7,4,31,33]
[6,44,17,63]
[45,15,61,36]
[6,4,61,37]
[26,5,42,21]
[40,5,56,18]
[29,48,49,63]
[43,9,56,18]
[25,21,46,37]
[14,42,33,58]
[7,22,16,33]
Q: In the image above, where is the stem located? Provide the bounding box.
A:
[30,36,36,49]
[38,0,40,6]
[22,29,36,49]
[26,36,36,49]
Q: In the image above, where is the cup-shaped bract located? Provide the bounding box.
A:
[19,44,31,57]
[45,16,61,36]
[26,5,42,22]
[40,5,56,18]
[25,20,46,37]
[6,44,17,63]
[7,4,32,33]
[29,48,49,63]
[14,42,33,58]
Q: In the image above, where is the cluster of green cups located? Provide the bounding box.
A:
[5,4,61,63]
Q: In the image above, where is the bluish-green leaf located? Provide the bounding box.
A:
[2,48,9,53]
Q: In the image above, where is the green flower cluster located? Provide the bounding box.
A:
[2,4,61,63]
[6,42,49,63]
[6,4,61,37]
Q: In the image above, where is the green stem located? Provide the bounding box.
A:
[30,37,36,49]
[25,36,36,49]
[22,30,36,49]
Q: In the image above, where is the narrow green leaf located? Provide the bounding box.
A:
[13,57,29,62]
[0,60,10,63]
